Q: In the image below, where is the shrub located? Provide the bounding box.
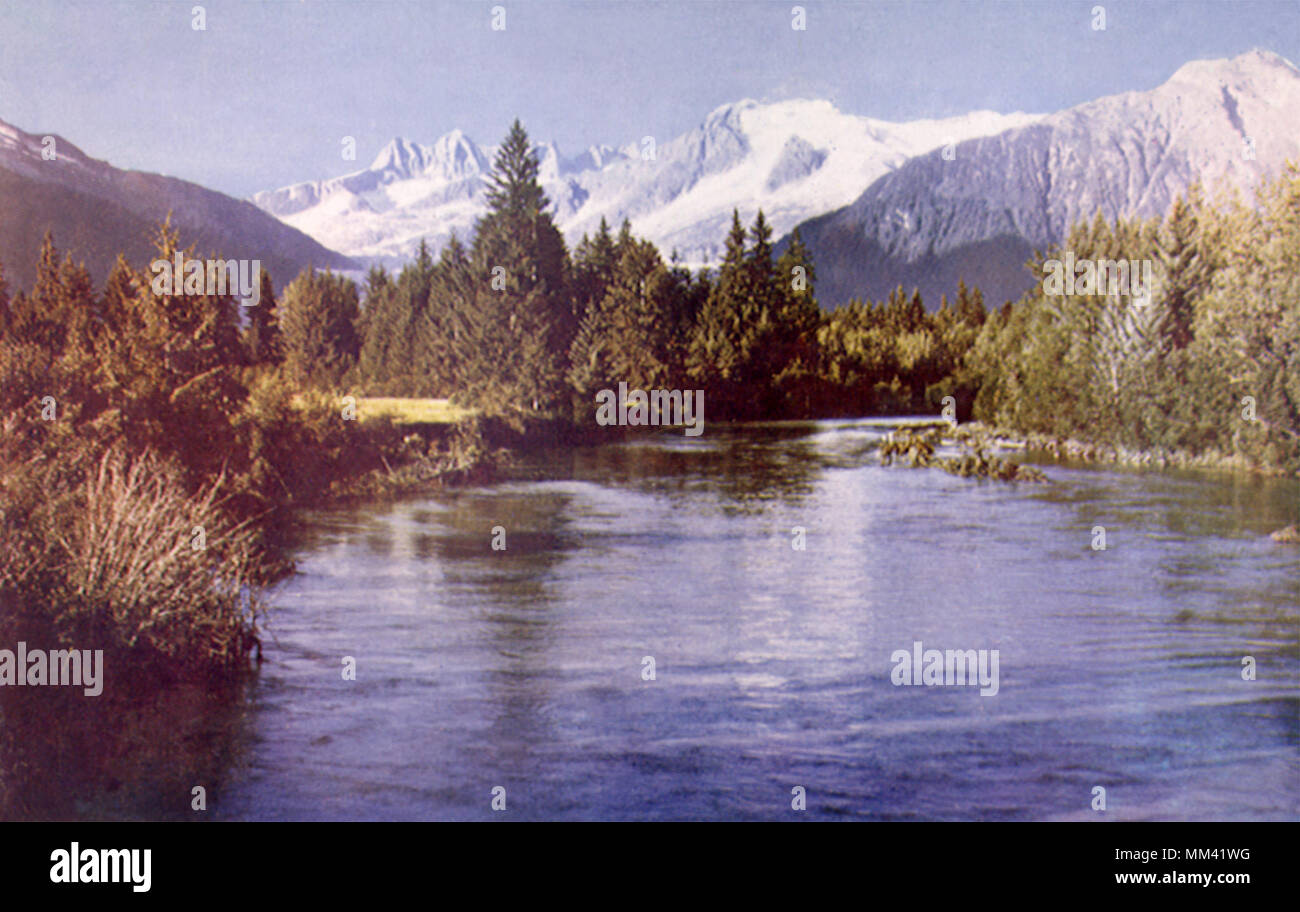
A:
[1,445,262,673]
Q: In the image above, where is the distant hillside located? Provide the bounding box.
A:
[0,118,357,292]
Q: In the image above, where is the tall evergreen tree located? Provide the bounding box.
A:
[452,121,572,421]
[687,210,749,411]
[771,227,823,411]
[571,217,618,321]
[279,268,361,388]
[473,120,567,301]
[1157,187,1211,351]
[359,240,434,394]
[417,233,473,395]
[954,279,986,327]
[358,265,397,388]
[6,233,95,355]
[243,269,282,366]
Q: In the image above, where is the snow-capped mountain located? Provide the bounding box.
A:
[0,117,356,291]
[791,49,1300,307]
[250,101,1040,270]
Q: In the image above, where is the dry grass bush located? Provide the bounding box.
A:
[1,443,263,672]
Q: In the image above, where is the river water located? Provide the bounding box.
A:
[214,420,1300,820]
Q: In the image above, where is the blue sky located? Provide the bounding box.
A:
[1,0,1297,198]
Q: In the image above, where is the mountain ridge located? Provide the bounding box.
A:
[787,48,1300,307]
[0,118,358,292]
[250,98,1041,271]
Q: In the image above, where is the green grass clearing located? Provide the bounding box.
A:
[357,397,476,425]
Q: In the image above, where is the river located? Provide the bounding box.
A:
[213,420,1300,820]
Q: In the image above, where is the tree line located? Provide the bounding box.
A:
[964,173,1300,470]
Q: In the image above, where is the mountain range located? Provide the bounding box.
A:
[3,49,1296,310]
[791,48,1300,306]
[250,101,1039,274]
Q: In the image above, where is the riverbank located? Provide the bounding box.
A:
[949,420,1299,540]
[311,417,504,503]
[948,421,1299,478]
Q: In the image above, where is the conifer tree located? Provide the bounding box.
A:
[769,228,822,412]
[358,265,397,389]
[473,120,568,300]
[687,210,749,411]
[279,267,361,388]
[6,233,87,353]
[243,269,282,366]
[396,240,440,394]
[452,121,571,420]
[417,233,472,395]
[1157,187,1211,351]
[954,279,985,327]
[358,246,432,394]
[100,254,137,338]
[571,217,618,321]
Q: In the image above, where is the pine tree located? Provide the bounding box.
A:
[358,265,397,389]
[743,210,780,351]
[100,254,137,338]
[453,121,572,420]
[7,233,86,353]
[571,217,618,321]
[418,233,472,395]
[80,222,250,477]
[1194,164,1300,462]
[603,237,675,389]
[907,289,926,328]
[771,227,822,413]
[1157,187,1210,350]
[359,240,434,395]
[243,269,282,366]
[450,282,561,424]
[397,240,438,395]
[473,120,568,302]
[687,210,749,410]
[954,279,985,327]
[279,268,361,389]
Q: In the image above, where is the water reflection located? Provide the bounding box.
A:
[534,423,832,514]
[10,420,1297,820]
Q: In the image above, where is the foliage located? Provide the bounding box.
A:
[965,167,1300,472]
[279,266,361,389]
